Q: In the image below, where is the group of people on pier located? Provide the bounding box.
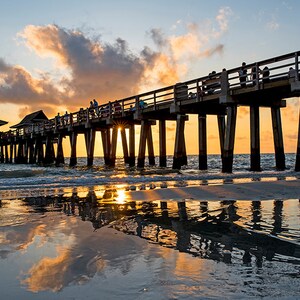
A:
[239,62,270,87]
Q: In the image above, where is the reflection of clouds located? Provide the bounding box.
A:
[17,224,46,251]
[18,213,148,293]
[22,242,108,293]
[22,249,70,292]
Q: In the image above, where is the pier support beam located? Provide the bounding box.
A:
[56,134,65,166]
[0,145,4,163]
[69,132,77,167]
[44,136,55,164]
[296,106,300,171]
[159,120,167,167]
[222,105,237,173]
[5,145,9,163]
[147,125,155,166]
[129,124,135,167]
[101,129,111,166]
[271,106,285,170]
[85,129,95,166]
[137,120,149,168]
[37,140,44,164]
[198,114,207,170]
[9,143,13,163]
[217,115,225,159]
[109,127,118,167]
[172,114,187,169]
[28,141,35,164]
[250,105,261,171]
[120,127,129,164]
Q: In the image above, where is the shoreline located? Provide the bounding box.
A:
[0,178,298,201]
[124,179,300,202]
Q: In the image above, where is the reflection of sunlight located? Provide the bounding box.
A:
[115,190,127,204]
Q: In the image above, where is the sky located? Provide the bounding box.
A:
[0,0,299,157]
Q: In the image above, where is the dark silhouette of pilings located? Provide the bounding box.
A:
[173,114,187,169]
[55,134,65,166]
[137,120,155,168]
[198,113,207,170]
[159,120,167,167]
[69,132,77,166]
[222,105,237,173]
[271,106,285,170]
[250,105,261,171]
[128,124,135,167]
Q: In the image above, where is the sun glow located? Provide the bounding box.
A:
[115,189,127,204]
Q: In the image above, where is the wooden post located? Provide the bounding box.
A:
[271,106,285,170]
[295,106,300,171]
[86,129,95,166]
[28,141,35,164]
[10,143,13,163]
[198,113,207,170]
[109,127,118,167]
[250,105,261,171]
[172,114,186,169]
[0,145,4,163]
[159,120,167,167]
[56,134,65,166]
[37,140,44,164]
[17,142,26,164]
[147,125,155,165]
[137,120,148,168]
[217,114,225,159]
[24,140,29,164]
[13,143,16,163]
[44,136,55,164]
[129,124,135,167]
[120,127,129,164]
[5,144,9,163]
[101,128,111,165]
[222,105,237,173]
[69,132,77,166]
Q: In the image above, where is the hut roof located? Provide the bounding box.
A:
[0,120,8,127]
[10,110,48,129]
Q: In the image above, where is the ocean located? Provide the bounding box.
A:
[0,153,300,299]
[0,153,299,199]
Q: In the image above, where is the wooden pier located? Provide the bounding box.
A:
[1,51,300,173]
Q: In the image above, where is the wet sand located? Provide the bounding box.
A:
[125,179,300,201]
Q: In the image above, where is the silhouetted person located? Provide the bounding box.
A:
[262,66,270,83]
[239,62,247,87]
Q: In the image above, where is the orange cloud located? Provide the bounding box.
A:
[0,7,233,123]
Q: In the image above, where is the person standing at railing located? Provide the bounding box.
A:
[239,62,248,88]
[262,66,270,83]
[93,99,99,116]
[89,100,95,117]
[64,111,69,126]
[56,113,61,127]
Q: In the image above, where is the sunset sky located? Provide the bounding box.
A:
[0,0,299,156]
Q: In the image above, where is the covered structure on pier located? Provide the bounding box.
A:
[10,110,48,129]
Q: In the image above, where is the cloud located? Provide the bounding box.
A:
[0,7,233,118]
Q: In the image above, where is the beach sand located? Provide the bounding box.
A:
[124,179,299,202]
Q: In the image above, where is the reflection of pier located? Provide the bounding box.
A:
[1,51,300,172]
[20,191,300,266]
